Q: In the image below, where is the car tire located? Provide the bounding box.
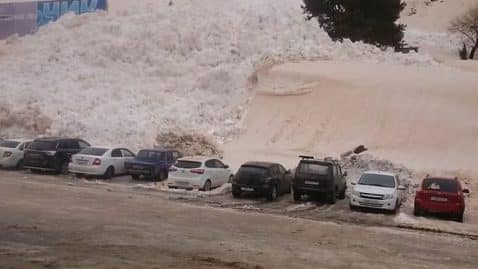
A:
[266,184,278,201]
[158,170,167,181]
[293,188,302,202]
[104,167,115,179]
[338,186,346,200]
[455,213,464,223]
[328,189,337,204]
[59,161,69,175]
[391,199,400,214]
[15,159,24,170]
[232,185,241,198]
[132,174,140,180]
[202,180,212,192]
[413,206,422,216]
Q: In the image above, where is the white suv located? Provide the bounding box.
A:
[349,171,405,213]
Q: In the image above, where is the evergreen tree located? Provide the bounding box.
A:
[302,0,407,48]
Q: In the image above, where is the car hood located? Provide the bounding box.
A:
[353,185,396,195]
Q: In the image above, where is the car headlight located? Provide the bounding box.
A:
[384,193,395,200]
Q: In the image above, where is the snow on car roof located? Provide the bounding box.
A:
[179,156,218,162]
[363,170,396,177]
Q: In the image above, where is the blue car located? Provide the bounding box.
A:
[125,149,181,180]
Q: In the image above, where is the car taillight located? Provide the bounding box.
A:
[92,158,101,166]
[3,151,12,158]
[190,168,205,174]
[169,167,177,172]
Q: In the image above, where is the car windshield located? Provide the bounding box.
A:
[237,166,269,177]
[28,141,58,151]
[422,178,457,193]
[297,162,330,175]
[358,173,396,188]
[0,140,20,148]
[137,150,164,161]
[79,147,108,156]
[175,160,202,169]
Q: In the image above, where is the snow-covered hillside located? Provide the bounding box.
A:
[0,0,433,149]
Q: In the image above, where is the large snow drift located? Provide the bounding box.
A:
[0,0,433,148]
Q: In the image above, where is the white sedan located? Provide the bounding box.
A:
[167,156,233,191]
[68,146,136,179]
[0,138,32,169]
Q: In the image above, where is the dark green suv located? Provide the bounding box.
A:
[292,156,347,204]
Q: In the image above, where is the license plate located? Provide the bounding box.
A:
[176,181,189,186]
[431,196,448,202]
[304,180,319,185]
[241,187,254,192]
[363,199,380,204]
[77,160,88,165]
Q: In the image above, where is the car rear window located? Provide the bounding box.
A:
[175,160,202,169]
[422,178,457,193]
[28,141,58,151]
[79,147,108,156]
[0,140,20,148]
[297,162,330,175]
[237,166,269,177]
[358,173,396,188]
[137,150,164,161]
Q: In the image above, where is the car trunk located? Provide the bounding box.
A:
[72,154,98,166]
[24,150,52,168]
[171,160,203,179]
[420,190,460,204]
[235,166,268,186]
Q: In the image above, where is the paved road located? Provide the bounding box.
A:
[0,171,477,269]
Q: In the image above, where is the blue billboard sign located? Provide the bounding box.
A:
[0,0,108,39]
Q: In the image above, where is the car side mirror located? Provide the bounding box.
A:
[398,185,406,190]
[463,189,470,194]
[343,171,348,177]
[224,165,229,169]
[351,182,357,186]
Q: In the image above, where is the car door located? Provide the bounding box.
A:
[214,159,229,186]
[120,149,135,174]
[110,149,123,173]
[204,159,218,186]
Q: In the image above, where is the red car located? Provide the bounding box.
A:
[414,176,469,222]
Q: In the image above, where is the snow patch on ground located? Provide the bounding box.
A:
[133,182,232,198]
[0,0,435,149]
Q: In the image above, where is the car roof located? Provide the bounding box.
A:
[423,176,457,181]
[363,170,396,177]
[87,146,128,150]
[300,159,335,165]
[178,156,219,162]
[242,161,279,168]
[139,148,177,153]
[34,137,80,142]
[2,138,33,143]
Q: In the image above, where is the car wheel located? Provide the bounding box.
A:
[158,170,167,181]
[328,189,337,204]
[232,185,241,198]
[413,206,422,216]
[266,184,278,201]
[59,161,69,175]
[132,174,140,180]
[455,213,464,223]
[391,199,400,214]
[293,188,302,202]
[202,180,212,192]
[338,186,346,200]
[15,159,24,170]
[104,167,115,179]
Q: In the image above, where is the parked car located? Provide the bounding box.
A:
[232,162,292,201]
[167,156,233,191]
[68,147,136,179]
[125,149,180,180]
[292,156,347,204]
[414,176,469,222]
[349,171,405,213]
[0,139,32,169]
[23,137,90,174]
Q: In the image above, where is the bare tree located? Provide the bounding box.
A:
[449,6,478,60]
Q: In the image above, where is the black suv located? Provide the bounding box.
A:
[24,137,90,174]
[232,162,292,201]
[292,156,347,204]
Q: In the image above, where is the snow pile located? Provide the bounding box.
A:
[0,0,435,148]
[133,182,232,197]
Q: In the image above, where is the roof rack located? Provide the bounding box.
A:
[299,155,315,160]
